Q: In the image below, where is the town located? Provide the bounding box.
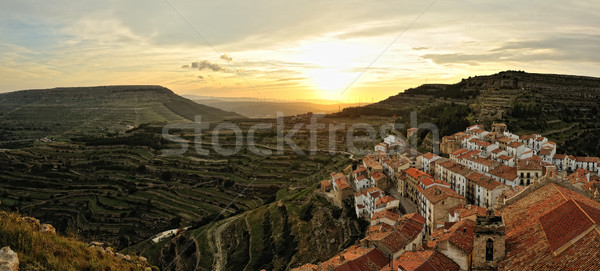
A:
[296,123,600,270]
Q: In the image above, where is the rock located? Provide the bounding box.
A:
[138,256,147,262]
[89,241,104,247]
[41,224,55,234]
[0,246,19,271]
[21,217,41,230]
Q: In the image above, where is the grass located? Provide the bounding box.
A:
[0,211,151,271]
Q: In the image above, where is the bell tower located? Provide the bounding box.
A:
[472,209,506,270]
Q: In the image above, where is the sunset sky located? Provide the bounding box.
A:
[1,1,600,102]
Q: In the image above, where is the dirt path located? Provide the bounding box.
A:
[541,123,577,136]
[212,213,245,271]
[242,215,253,271]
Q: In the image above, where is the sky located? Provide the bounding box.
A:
[1,0,600,102]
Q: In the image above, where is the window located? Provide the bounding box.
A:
[486,238,494,261]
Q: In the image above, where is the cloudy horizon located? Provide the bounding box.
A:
[1,0,600,102]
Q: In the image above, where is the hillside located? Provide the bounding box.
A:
[0,210,152,270]
[192,99,361,118]
[333,71,600,155]
[0,85,241,145]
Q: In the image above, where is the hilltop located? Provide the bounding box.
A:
[333,71,600,155]
[0,210,153,270]
[0,85,241,145]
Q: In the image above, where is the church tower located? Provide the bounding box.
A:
[472,209,506,270]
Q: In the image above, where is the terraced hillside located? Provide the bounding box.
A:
[0,85,241,146]
[334,71,600,155]
[0,110,395,264]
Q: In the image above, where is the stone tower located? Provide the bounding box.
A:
[472,209,506,270]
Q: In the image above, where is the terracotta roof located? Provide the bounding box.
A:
[476,141,492,147]
[467,124,484,130]
[430,219,474,253]
[499,183,600,270]
[491,148,504,154]
[501,185,525,199]
[450,149,468,157]
[334,247,389,271]
[517,157,543,171]
[448,203,487,219]
[535,136,547,142]
[331,172,345,180]
[371,171,386,181]
[507,141,524,148]
[422,152,438,160]
[356,175,367,182]
[363,156,382,168]
[568,168,590,184]
[376,195,397,206]
[405,168,430,180]
[575,156,600,163]
[353,165,368,174]
[421,186,465,204]
[488,165,518,181]
[497,155,513,161]
[553,154,567,160]
[320,180,332,188]
[492,123,507,127]
[365,213,425,255]
[539,148,553,156]
[471,128,485,134]
[395,250,459,271]
[466,172,504,190]
[371,210,400,222]
[335,178,352,190]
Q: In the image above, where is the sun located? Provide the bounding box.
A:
[307,68,356,99]
[294,40,371,100]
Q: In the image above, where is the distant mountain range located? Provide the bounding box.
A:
[0,85,241,142]
[185,96,363,118]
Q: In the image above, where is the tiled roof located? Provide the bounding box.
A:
[497,155,513,161]
[365,213,425,255]
[575,156,600,163]
[450,149,468,157]
[502,185,525,199]
[507,141,524,148]
[301,244,389,271]
[476,141,492,147]
[320,180,332,188]
[568,168,589,184]
[334,247,389,271]
[553,154,567,160]
[447,203,487,219]
[395,250,459,271]
[331,172,345,180]
[422,152,438,160]
[405,168,429,180]
[335,178,352,190]
[371,210,400,222]
[421,186,465,204]
[430,219,475,253]
[539,148,553,156]
[499,183,600,270]
[471,128,485,134]
[353,165,368,174]
[466,172,504,190]
[488,165,518,181]
[371,171,386,181]
[491,148,504,154]
[517,157,543,171]
[376,195,397,206]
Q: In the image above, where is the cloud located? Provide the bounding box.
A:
[422,34,600,66]
[220,54,232,62]
[190,60,223,71]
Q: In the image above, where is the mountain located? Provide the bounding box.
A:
[333,71,600,155]
[189,98,362,118]
[0,85,241,144]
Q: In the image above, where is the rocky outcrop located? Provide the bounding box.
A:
[0,246,18,271]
